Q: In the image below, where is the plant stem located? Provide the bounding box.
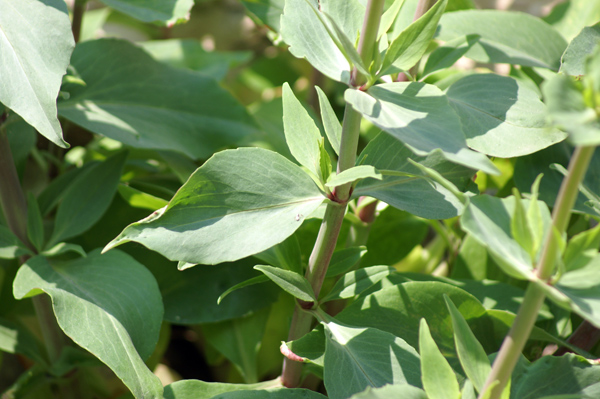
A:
[280,0,385,387]
[481,145,596,399]
[71,0,87,43]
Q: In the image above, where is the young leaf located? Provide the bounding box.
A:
[563,224,600,272]
[345,83,498,175]
[98,0,193,25]
[510,189,536,257]
[321,317,422,399]
[315,86,342,155]
[117,184,169,210]
[13,250,164,399]
[58,39,259,160]
[0,0,74,148]
[49,151,127,246]
[419,318,460,399]
[26,193,44,253]
[282,82,323,181]
[446,74,567,158]
[254,265,316,302]
[444,295,491,393]
[218,276,270,305]
[325,165,382,188]
[104,148,325,265]
[325,246,368,277]
[321,266,396,303]
[377,0,405,40]
[41,243,86,258]
[423,34,480,77]
[437,10,567,70]
[254,235,303,274]
[380,0,448,75]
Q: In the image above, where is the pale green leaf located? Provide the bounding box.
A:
[437,10,567,70]
[560,23,600,76]
[321,266,396,303]
[348,384,427,399]
[0,225,31,259]
[13,250,164,399]
[117,184,169,210]
[446,74,567,157]
[315,86,342,155]
[419,318,460,399]
[345,83,498,175]
[511,190,536,257]
[320,0,364,46]
[377,0,405,40]
[98,0,193,25]
[164,378,284,399]
[58,39,259,160]
[49,151,127,246]
[41,243,86,258]
[564,224,600,272]
[326,165,382,188]
[381,0,448,75]
[444,295,491,393]
[0,0,74,147]
[254,265,316,302]
[545,0,600,42]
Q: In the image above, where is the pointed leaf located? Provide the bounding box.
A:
[117,184,169,210]
[26,193,44,252]
[218,276,270,305]
[444,295,491,393]
[13,250,164,399]
[58,39,259,160]
[511,190,536,257]
[105,148,325,265]
[49,151,127,246]
[419,318,460,399]
[164,378,285,399]
[437,10,567,70]
[381,0,448,75]
[377,0,405,40]
[446,74,567,158]
[325,246,368,277]
[322,318,421,399]
[98,0,193,25]
[254,235,303,274]
[0,0,74,147]
[315,86,342,155]
[41,243,86,258]
[345,83,498,175]
[254,265,316,302]
[326,165,382,188]
[564,224,600,272]
[321,266,396,303]
[282,83,323,180]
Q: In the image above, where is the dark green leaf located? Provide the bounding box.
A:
[13,249,164,399]
[41,243,86,258]
[0,225,30,259]
[255,265,316,302]
[105,148,325,265]
[254,235,303,274]
[58,39,259,160]
[0,0,74,147]
[98,0,193,25]
[321,266,396,303]
[325,246,367,277]
[26,193,44,252]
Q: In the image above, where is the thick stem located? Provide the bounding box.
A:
[71,0,87,43]
[481,146,596,399]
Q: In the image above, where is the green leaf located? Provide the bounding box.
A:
[348,384,428,399]
[325,246,368,277]
[203,309,269,383]
[0,317,46,365]
[280,0,351,84]
[315,86,342,155]
[419,318,460,399]
[241,0,285,31]
[511,189,536,257]
[254,235,303,274]
[117,184,169,210]
[49,151,127,246]
[105,148,325,265]
[37,161,97,215]
[0,0,74,148]
[446,74,567,158]
[208,389,328,399]
[381,0,447,75]
[326,165,382,188]
[321,266,396,303]
[26,193,44,252]
[98,0,193,25]
[218,275,270,305]
[345,83,498,175]
[254,265,316,302]
[377,0,405,40]
[560,23,600,76]
[564,224,600,272]
[58,39,259,160]
[321,317,421,399]
[320,0,364,47]
[423,34,480,77]
[164,378,285,399]
[461,195,552,280]
[140,39,252,81]
[41,243,86,258]
[354,133,477,219]
[0,225,31,259]
[544,0,600,42]
[282,82,323,181]
[444,295,491,393]
[13,249,164,399]
[437,10,567,70]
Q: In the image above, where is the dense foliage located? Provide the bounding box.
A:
[1,0,600,398]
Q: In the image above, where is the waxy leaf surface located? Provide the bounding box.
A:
[13,250,164,399]
[59,39,259,160]
[0,0,74,147]
[345,83,497,175]
[419,319,460,399]
[437,10,567,70]
[106,148,325,265]
[446,74,566,157]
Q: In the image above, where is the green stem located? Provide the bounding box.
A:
[280,0,385,388]
[481,145,596,399]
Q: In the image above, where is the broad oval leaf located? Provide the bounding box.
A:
[105,147,325,265]
[0,0,74,147]
[345,83,498,175]
[164,379,285,399]
[13,249,164,399]
[446,74,566,158]
[99,0,194,25]
[437,10,567,70]
[58,39,260,160]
